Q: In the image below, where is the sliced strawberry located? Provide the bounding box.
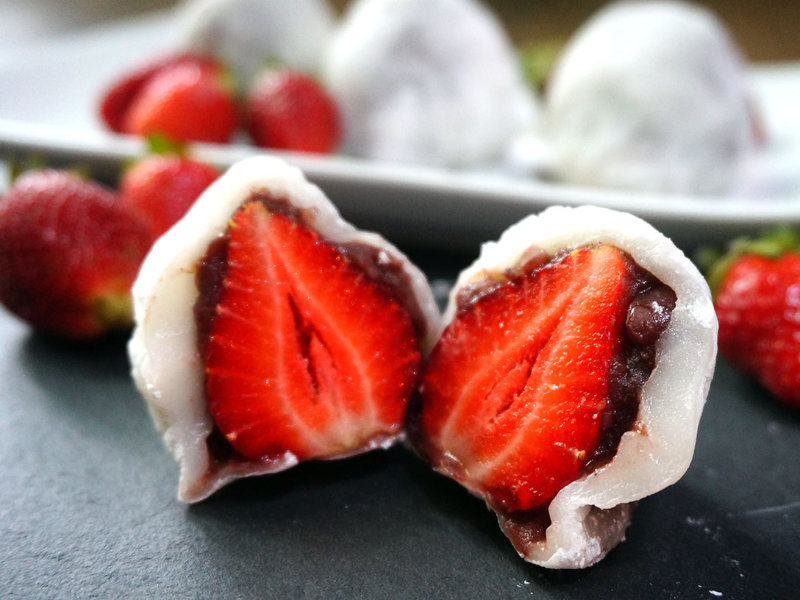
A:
[202,201,421,461]
[417,245,637,513]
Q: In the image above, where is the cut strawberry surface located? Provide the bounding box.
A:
[418,245,637,513]
[202,201,421,462]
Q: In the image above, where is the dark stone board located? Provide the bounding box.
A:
[1,255,799,600]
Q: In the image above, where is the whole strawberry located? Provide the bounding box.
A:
[99,53,214,133]
[704,227,800,409]
[0,170,153,340]
[244,68,340,154]
[99,52,237,144]
[120,153,220,238]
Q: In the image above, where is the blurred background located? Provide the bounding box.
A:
[1,0,798,62]
[479,0,800,62]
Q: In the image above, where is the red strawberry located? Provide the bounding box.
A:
[122,60,238,144]
[99,52,219,134]
[415,245,649,513]
[120,154,220,238]
[704,227,800,409]
[0,170,153,340]
[201,201,420,461]
[244,69,340,154]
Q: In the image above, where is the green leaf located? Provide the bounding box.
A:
[518,39,563,92]
[146,134,187,157]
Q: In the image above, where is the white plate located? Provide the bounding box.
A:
[1,10,799,252]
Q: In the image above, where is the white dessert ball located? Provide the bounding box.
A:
[323,0,538,168]
[542,0,758,196]
[177,0,336,83]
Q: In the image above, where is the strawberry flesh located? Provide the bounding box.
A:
[197,198,421,463]
[412,244,675,516]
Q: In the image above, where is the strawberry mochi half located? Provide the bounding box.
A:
[129,155,440,502]
[408,205,717,569]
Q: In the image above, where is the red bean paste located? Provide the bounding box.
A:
[193,192,425,471]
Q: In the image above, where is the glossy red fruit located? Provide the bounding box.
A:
[0,170,153,339]
[121,60,238,144]
[99,52,218,134]
[203,201,420,461]
[244,69,340,154]
[417,245,635,513]
[120,154,220,237]
[715,252,800,409]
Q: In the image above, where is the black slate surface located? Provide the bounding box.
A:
[1,251,799,600]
